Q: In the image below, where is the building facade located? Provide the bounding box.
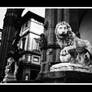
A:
[15,11,45,81]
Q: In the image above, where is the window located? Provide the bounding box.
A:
[0,31,2,40]
[27,55,31,62]
[32,55,40,65]
[22,37,26,50]
[25,22,28,28]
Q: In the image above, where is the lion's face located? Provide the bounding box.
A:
[55,21,76,47]
[55,21,72,40]
[57,24,68,35]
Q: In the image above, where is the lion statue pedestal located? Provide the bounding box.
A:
[50,21,92,74]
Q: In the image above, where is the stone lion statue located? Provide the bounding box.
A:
[55,21,92,66]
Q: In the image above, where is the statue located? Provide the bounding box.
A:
[50,21,92,72]
[55,21,92,66]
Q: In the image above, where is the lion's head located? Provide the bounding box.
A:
[55,21,73,39]
[55,21,76,47]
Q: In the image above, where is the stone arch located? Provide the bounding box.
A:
[79,9,92,45]
[78,9,88,29]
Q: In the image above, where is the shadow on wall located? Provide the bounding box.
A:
[79,10,92,45]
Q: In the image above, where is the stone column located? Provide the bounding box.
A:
[69,9,80,37]
[44,9,57,77]
[40,9,64,79]
[55,9,63,64]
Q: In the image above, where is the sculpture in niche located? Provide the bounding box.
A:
[50,21,92,72]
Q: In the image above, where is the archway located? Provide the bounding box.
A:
[79,10,92,45]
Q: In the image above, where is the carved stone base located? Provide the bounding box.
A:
[37,71,92,83]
